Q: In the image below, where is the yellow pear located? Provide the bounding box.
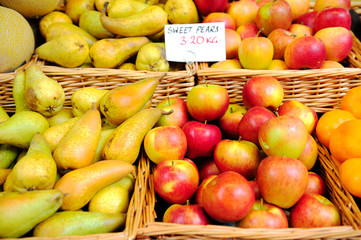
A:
[0,144,20,169]
[95,0,108,11]
[118,62,136,70]
[24,63,65,117]
[165,0,199,24]
[147,28,164,42]
[0,169,11,186]
[102,108,164,163]
[0,189,63,238]
[135,42,169,72]
[101,117,118,130]
[12,69,31,113]
[39,11,73,38]
[53,103,101,172]
[4,133,57,192]
[53,159,136,210]
[47,108,74,127]
[65,0,95,24]
[89,36,150,68]
[136,0,159,4]
[71,87,109,117]
[100,4,168,37]
[107,0,150,18]
[0,105,8,123]
[35,33,89,68]
[94,128,115,162]
[79,10,115,39]
[33,211,126,237]
[99,76,160,125]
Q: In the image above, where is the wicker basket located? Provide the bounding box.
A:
[196,33,361,113]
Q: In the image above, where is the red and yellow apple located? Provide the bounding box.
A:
[313,0,350,12]
[284,0,310,20]
[155,97,189,128]
[313,7,351,32]
[210,59,242,69]
[297,134,319,170]
[266,59,289,70]
[194,174,217,206]
[163,202,211,225]
[218,104,247,139]
[267,28,296,59]
[296,11,318,30]
[225,28,242,59]
[202,12,236,30]
[305,172,327,196]
[226,0,260,28]
[236,23,260,40]
[288,23,313,37]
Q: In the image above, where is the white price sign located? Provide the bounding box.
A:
[164,22,226,63]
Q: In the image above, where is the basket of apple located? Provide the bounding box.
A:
[135,74,361,239]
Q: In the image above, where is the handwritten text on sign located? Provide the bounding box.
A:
[164,22,226,63]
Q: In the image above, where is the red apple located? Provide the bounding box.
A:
[277,100,318,134]
[226,0,260,28]
[182,121,222,159]
[197,157,221,182]
[236,199,289,228]
[257,156,309,209]
[298,134,319,170]
[242,76,284,110]
[237,106,276,146]
[194,174,217,206]
[155,97,189,128]
[267,28,296,60]
[288,23,313,37]
[305,172,327,196]
[144,126,188,165]
[296,11,318,30]
[193,0,228,16]
[258,115,308,159]
[255,0,293,36]
[236,23,260,40]
[284,0,310,21]
[213,139,261,180]
[313,7,352,32]
[284,35,327,69]
[218,104,247,140]
[202,171,255,222]
[313,0,350,12]
[186,84,230,122]
[163,202,211,225]
[225,28,242,59]
[153,159,199,204]
[202,12,236,30]
[238,36,274,70]
[290,193,341,227]
[249,180,261,199]
[314,26,353,62]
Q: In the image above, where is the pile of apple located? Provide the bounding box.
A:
[198,0,354,70]
[146,76,341,228]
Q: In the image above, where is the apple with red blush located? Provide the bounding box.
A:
[249,180,261,199]
[313,0,350,12]
[197,157,220,182]
[288,23,313,37]
[298,134,319,170]
[290,193,341,228]
[226,0,260,27]
[225,28,242,59]
[202,12,236,30]
[284,0,310,21]
[305,172,327,196]
[218,104,247,140]
[153,159,199,204]
[313,7,351,32]
[155,97,189,128]
[296,11,318,30]
[163,202,211,225]
[236,23,260,40]
[236,199,289,228]
[267,28,296,60]
[193,0,228,16]
[194,174,217,207]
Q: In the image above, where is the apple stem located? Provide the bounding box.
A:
[186,200,190,206]
[238,136,242,142]
[257,28,264,37]
[204,120,207,125]
[205,80,208,87]
[162,109,174,115]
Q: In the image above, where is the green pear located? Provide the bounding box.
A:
[117,173,135,192]
[33,211,126,237]
[0,189,63,238]
[99,76,161,125]
[71,87,109,117]
[89,36,150,68]
[65,0,95,24]
[135,42,169,72]
[79,10,115,39]
[12,69,31,113]
[102,107,164,163]
[24,63,65,117]
[47,108,74,127]
[4,133,57,192]
[0,111,49,149]
[0,144,20,169]
[94,128,115,162]
[165,0,199,24]
[100,4,168,37]
[46,22,98,48]
[0,105,9,122]
[107,0,150,18]
[35,33,89,68]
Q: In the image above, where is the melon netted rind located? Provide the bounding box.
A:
[0,0,61,19]
[0,6,35,73]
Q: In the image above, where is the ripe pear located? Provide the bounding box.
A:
[95,0,108,11]
[89,36,150,68]
[101,117,118,130]
[119,62,136,70]
[102,108,164,163]
[165,0,199,24]
[71,87,109,117]
[0,107,8,124]
[0,189,63,238]
[47,108,74,127]
[24,63,65,117]
[0,111,49,149]
[0,144,20,169]
[107,0,150,18]
[65,0,95,24]
[46,22,98,48]
[39,11,73,38]
[100,4,168,37]
[43,117,80,152]
[79,10,115,39]
[99,76,160,125]
[54,159,136,210]
[53,103,101,172]
[135,42,169,72]
[35,33,89,68]
[12,69,31,113]
[33,211,126,237]
[0,168,11,186]
[94,128,115,162]
[4,133,57,192]
[136,0,159,4]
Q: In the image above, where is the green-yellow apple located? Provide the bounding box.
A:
[163,202,211,225]
[155,97,189,128]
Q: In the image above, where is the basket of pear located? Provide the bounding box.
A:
[0,60,184,239]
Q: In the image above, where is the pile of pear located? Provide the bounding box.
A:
[0,62,168,238]
[34,0,200,71]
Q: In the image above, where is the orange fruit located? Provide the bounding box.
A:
[340,86,361,119]
[315,109,356,148]
[329,119,361,163]
[339,158,361,198]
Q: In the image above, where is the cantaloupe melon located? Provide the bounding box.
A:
[0,0,61,19]
[0,6,35,73]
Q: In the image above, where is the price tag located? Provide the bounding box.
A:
[164,22,226,63]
